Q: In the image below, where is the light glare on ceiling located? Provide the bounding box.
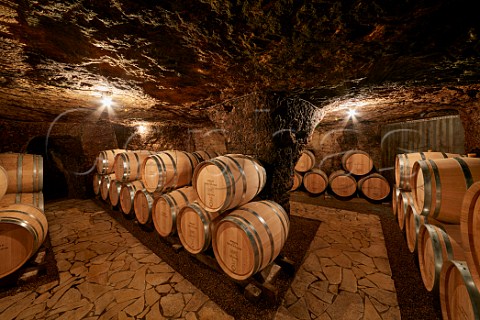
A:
[348,109,356,117]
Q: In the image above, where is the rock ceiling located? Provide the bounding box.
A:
[0,0,479,127]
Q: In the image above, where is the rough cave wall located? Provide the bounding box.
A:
[205,92,322,212]
[459,103,480,156]
[189,128,227,155]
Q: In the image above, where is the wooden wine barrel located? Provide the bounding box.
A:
[328,170,357,198]
[460,181,480,289]
[119,180,145,215]
[0,204,48,279]
[357,173,391,201]
[99,174,116,201]
[193,154,266,212]
[96,149,126,174]
[108,180,122,206]
[134,189,162,225]
[439,260,480,320]
[397,191,414,230]
[192,151,219,163]
[294,150,315,173]
[213,200,290,280]
[411,157,480,223]
[405,208,441,254]
[392,185,400,217]
[342,150,373,176]
[290,171,303,191]
[142,150,199,193]
[395,151,460,190]
[177,202,220,254]
[303,169,328,195]
[0,153,43,193]
[114,150,154,182]
[152,186,197,237]
[93,173,101,196]
[0,166,7,199]
[417,224,465,292]
[0,192,44,212]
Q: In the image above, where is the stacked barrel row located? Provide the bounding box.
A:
[291,149,391,202]
[0,153,48,279]
[392,151,480,319]
[95,150,289,281]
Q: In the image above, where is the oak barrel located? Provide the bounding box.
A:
[405,208,441,254]
[395,151,460,190]
[0,192,44,212]
[0,153,43,193]
[392,185,400,217]
[177,202,220,254]
[0,166,7,199]
[411,157,480,223]
[119,180,145,215]
[294,150,315,173]
[290,171,303,191]
[99,174,116,201]
[342,150,373,176]
[192,154,266,212]
[142,150,198,193]
[417,224,465,292]
[134,189,162,225]
[460,181,480,289]
[114,150,154,182]
[152,186,197,237]
[397,191,413,231]
[439,260,480,320]
[303,169,328,195]
[192,151,219,163]
[108,180,122,206]
[0,204,48,279]
[213,200,290,280]
[357,173,391,201]
[96,149,125,174]
[328,170,357,198]
[93,173,101,196]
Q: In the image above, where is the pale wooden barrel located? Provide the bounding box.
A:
[96,149,126,174]
[192,151,219,163]
[417,224,465,292]
[142,150,199,193]
[303,169,328,195]
[0,153,43,193]
[152,186,197,237]
[440,260,480,320]
[0,166,7,199]
[357,173,391,201]
[0,192,44,212]
[395,151,460,190]
[460,181,480,289]
[290,171,303,191]
[213,200,290,280]
[405,207,441,254]
[93,173,101,196]
[397,191,414,230]
[134,190,162,225]
[392,185,400,217]
[100,174,116,201]
[294,150,315,173]
[108,180,122,206]
[328,170,357,198]
[411,157,480,223]
[342,150,373,176]
[119,180,145,215]
[192,154,266,212]
[177,202,220,254]
[114,150,154,182]
[0,204,48,279]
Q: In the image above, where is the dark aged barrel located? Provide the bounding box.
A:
[303,169,328,195]
[294,150,316,173]
[395,151,460,190]
[357,173,391,201]
[342,150,373,176]
[96,149,126,174]
[0,153,43,193]
[193,154,266,212]
[0,204,48,279]
[114,150,154,182]
[411,157,480,223]
[213,200,290,280]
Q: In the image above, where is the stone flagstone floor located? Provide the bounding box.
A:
[0,199,400,319]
